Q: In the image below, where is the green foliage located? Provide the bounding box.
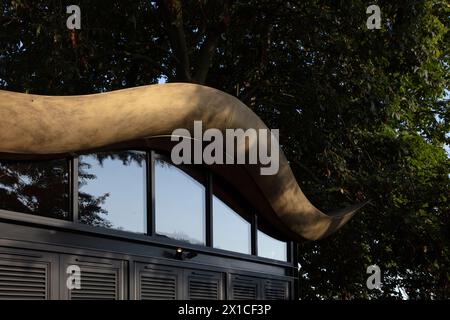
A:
[0,0,449,298]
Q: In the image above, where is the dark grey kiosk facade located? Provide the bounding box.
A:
[0,150,296,300]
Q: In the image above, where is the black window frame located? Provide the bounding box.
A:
[0,148,294,267]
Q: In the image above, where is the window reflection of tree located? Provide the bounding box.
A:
[89,151,146,167]
[78,151,146,228]
[0,159,69,219]
[0,151,147,228]
[157,231,204,246]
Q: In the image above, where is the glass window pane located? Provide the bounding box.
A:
[0,159,70,220]
[78,151,146,233]
[155,160,205,245]
[213,196,251,254]
[257,230,287,261]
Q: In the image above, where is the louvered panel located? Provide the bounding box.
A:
[230,275,259,300]
[70,269,118,300]
[137,264,179,300]
[263,280,289,300]
[0,260,48,300]
[61,255,125,300]
[141,274,177,299]
[187,271,222,300]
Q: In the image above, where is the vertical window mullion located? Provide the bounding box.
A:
[293,241,300,300]
[205,172,213,247]
[71,156,79,223]
[251,214,258,256]
[147,150,156,236]
[287,241,294,263]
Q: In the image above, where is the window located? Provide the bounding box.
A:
[0,159,70,220]
[257,230,287,261]
[78,151,147,233]
[0,149,290,262]
[213,196,251,254]
[154,160,205,245]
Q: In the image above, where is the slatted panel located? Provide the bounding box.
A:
[0,262,48,300]
[230,275,259,300]
[137,264,179,300]
[62,255,125,300]
[141,273,177,300]
[263,279,289,300]
[187,271,222,300]
[70,269,118,300]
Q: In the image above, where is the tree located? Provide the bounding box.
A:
[0,159,70,219]
[0,0,448,299]
[0,157,114,227]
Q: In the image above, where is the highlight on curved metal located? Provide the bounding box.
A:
[0,83,365,241]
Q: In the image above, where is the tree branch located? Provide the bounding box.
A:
[193,33,220,84]
[192,0,231,84]
[160,0,191,82]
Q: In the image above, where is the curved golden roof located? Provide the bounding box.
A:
[0,83,365,241]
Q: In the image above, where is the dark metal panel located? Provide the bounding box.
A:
[134,262,224,300]
[0,237,295,300]
[185,269,224,300]
[229,274,260,300]
[228,273,292,300]
[60,254,127,300]
[134,262,181,300]
[263,279,290,300]
[0,246,59,300]
[0,218,294,272]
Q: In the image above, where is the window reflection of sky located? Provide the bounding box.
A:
[258,230,287,261]
[155,161,205,245]
[213,196,251,254]
[78,153,146,233]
